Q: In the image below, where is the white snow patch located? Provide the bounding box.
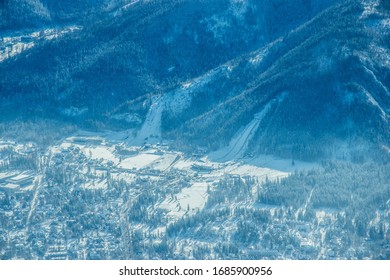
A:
[249,48,269,65]
[246,154,319,173]
[227,164,289,181]
[363,88,388,119]
[84,146,119,164]
[148,154,179,171]
[160,182,209,221]
[119,154,160,170]
[121,0,141,10]
[208,92,298,164]
[370,45,390,69]
[361,0,380,18]
[382,145,390,154]
[82,179,108,190]
[210,100,275,161]
[133,95,164,145]
[173,158,194,170]
[382,18,390,28]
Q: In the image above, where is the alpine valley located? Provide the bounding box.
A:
[0,0,389,260]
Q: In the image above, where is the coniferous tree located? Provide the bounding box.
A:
[381,0,390,10]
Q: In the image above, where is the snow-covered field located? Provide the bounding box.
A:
[246,155,319,173]
[85,146,119,164]
[227,164,288,181]
[119,153,161,170]
[159,182,209,221]
[84,146,119,164]
[148,154,179,171]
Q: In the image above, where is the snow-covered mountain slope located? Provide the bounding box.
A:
[0,0,109,31]
[1,1,390,261]
[0,0,338,121]
[161,0,390,161]
[1,0,389,162]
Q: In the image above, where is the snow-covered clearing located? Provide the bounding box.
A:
[210,100,274,161]
[165,64,233,115]
[121,0,141,10]
[226,164,289,182]
[159,182,209,221]
[84,146,119,164]
[249,47,269,65]
[148,154,179,171]
[246,154,319,173]
[26,175,42,227]
[173,158,195,170]
[119,154,160,170]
